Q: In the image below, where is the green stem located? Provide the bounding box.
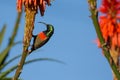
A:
[88,0,120,79]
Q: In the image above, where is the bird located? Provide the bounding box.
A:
[29,22,54,53]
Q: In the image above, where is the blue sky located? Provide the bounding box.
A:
[0,0,113,80]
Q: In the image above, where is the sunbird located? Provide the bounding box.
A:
[29,22,54,53]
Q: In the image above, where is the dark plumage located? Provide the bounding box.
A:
[29,22,54,53]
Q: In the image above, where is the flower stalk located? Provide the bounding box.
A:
[13,7,37,80]
[13,0,51,80]
[88,0,120,80]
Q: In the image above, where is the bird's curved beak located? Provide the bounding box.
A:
[38,22,47,25]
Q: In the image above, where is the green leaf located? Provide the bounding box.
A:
[0,54,21,70]
[0,45,13,66]
[1,77,22,80]
[8,12,22,45]
[0,24,6,47]
[0,58,65,78]
[0,12,22,66]
[0,41,22,66]
[26,58,65,64]
[13,41,22,46]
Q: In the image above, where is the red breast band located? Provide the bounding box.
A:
[38,32,47,40]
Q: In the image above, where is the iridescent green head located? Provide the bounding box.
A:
[38,22,54,37]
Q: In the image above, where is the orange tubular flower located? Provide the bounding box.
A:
[16,0,51,16]
[98,0,120,49]
[97,0,120,80]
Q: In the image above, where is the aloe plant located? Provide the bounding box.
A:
[0,11,63,80]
